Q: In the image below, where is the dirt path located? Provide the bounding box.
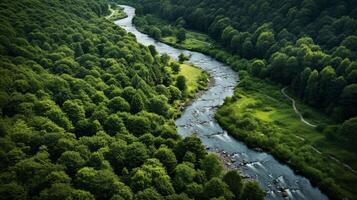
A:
[281,88,357,174]
[105,5,114,19]
[281,87,317,127]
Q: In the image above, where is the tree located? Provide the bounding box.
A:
[178,53,189,63]
[341,35,357,52]
[73,43,84,57]
[203,178,233,200]
[135,188,162,200]
[130,93,144,113]
[130,159,174,195]
[148,45,157,57]
[269,52,289,84]
[75,167,133,200]
[125,142,149,168]
[125,115,150,136]
[171,63,181,74]
[230,34,244,53]
[318,66,336,106]
[0,182,27,200]
[161,53,170,65]
[87,152,105,169]
[175,136,206,163]
[221,26,236,46]
[240,181,265,200]
[242,38,254,58]
[177,28,186,43]
[148,96,170,117]
[340,117,357,148]
[223,170,243,199]
[58,151,85,176]
[45,106,73,131]
[185,183,203,199]
[37,183,95,200]
[151,27,162,40]
[250,60,265,77]
[108,96,130,113]
[105,140,127,173]
[168,86,182,102]
[13,150,61,195]
[175,75,187,92]
[200,154,223,179]
[154,146,177,173]
[173,163,196,192]
[304,70,319,105]
[62,100,86,124]
[297,67,312,98]
[256,31,275,57]
[339,84,357,119]
[104,114,126,135]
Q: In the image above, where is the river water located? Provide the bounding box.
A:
[115,5,328,200]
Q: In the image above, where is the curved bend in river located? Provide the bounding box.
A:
[115,5,328,200]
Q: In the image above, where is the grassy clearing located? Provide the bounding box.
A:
[106,5,127,21]
[166,62,209,97]
[216,76,357,199]
[162,31,213,51]
[179,63,205,93]
[133,14,217,53]
[167,61,210,118]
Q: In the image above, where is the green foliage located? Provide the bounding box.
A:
[104,114,126,135]
[130,93,145,114]
[125,142,149,169]
[177,28,186,43]
[216,75,357,199]
[240,181,265,200]
[58,151,86,176]
[203,177,233,200]
[150,27,162,40]
[148,96,170,117]
[154,146,177,173]
[178,53,189,63]
[200,153,223,179]
[340,117,357,149]
[0,0,235,199]
[173,163,196,192]
[135,188,162,200]
[171,63,181,74]
[75,167,133,199]
[108,96,130,113]
[175,75,187,92]
[223,170,243,199]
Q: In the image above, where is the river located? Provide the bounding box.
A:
[115,5,328,200]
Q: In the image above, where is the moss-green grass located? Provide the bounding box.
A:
[179,63,203,93]
[167,61,209,118]
[167,62,209,97]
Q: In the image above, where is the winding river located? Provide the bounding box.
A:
[115,5,328,200]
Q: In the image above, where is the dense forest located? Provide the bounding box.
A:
[0,0,266,199]
[128,0,357,123]
[115,0,357,199]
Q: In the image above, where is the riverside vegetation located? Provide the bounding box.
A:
[0,0,266,200]
[115,0,357,199]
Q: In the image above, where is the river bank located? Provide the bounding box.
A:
[215,75,356,199]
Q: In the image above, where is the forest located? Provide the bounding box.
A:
[0,0,266,200]
[114,0,357,199]
[127,0,357,123]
